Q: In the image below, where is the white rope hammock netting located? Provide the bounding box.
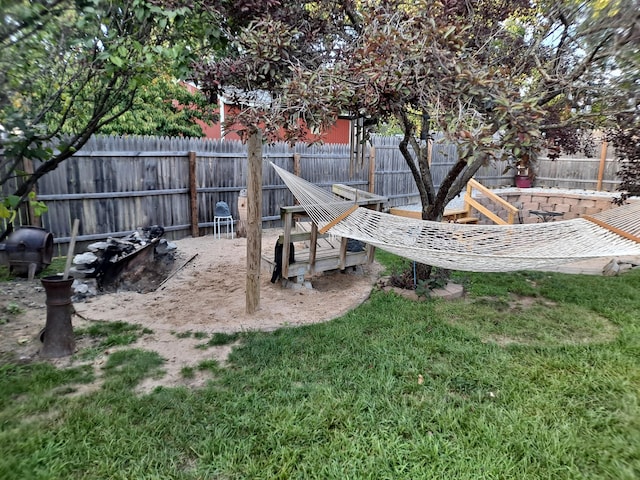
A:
[271,163,640,272]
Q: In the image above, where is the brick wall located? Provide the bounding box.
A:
[473,189,621,224]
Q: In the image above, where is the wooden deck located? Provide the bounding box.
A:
[262,184,387,283]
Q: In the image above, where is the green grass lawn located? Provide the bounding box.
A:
[1,254,639,479]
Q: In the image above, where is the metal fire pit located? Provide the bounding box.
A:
[5,226,54,276]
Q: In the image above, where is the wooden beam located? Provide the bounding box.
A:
[309,222,318,275]
[278,231,328,244]
[293,153,301,177]
[389,207,422,219]
[368,146,376,193]
[332,183,386,202]
[465,198,508,225]
[338,237,348,270]
[583,215,640,243]
[318,205,359,234]
[467,179,519,216]
[282,211,293,278]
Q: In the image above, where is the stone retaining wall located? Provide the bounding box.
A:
[474,188,621,224]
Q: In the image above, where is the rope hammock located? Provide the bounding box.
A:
[271,163,640,272]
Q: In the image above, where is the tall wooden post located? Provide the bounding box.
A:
[246,130,263,314]
[293,153,301,205]
[368,146,376,193]
[596,141,608,191]
[188,151,199,237]
[293,153,301,177]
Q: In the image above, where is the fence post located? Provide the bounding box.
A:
[368,146,376,193]
[596,141,608,191]
[293,153,301,177]
[188,151,199,237]
[292,153,301,205]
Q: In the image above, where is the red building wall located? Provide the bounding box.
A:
[196,105,351,144]
[181,82,351,144]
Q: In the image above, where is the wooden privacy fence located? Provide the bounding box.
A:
[0,134,623,255]
[372,135,622,202]
[25,136,371,254]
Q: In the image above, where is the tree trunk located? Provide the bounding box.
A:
[246,130,263,314]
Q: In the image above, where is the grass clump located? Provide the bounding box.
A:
[197,359,220,372]
[75,320,148,348]
[74,321,151,361]
[101,349,165,391]
[195,332,240,349]
[174,330,209,339]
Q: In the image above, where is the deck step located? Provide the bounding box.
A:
[443,208,470,217]
[454,216,479,224]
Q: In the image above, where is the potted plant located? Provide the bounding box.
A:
[514,162,532,188]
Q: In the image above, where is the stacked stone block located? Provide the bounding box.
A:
[472,190,621,224]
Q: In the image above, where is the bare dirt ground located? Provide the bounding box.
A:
[0,229,381,392]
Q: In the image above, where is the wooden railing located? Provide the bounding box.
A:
[464,179,520,225]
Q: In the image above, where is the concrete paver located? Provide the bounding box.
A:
[536,256,640,276]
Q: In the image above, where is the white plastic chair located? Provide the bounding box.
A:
[213,201,234,239]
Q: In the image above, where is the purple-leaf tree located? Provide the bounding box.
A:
[190,0,639,287]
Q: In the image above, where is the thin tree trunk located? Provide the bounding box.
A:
[246,130,263,314]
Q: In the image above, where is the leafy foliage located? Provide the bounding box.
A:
[0,192,47,222]
[0,0,224,236]
[192,0,638,205]
[609,117,640,204]
[96,76,217,137]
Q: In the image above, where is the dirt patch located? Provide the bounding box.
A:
[443,295,620,347]
[0,229,381,392]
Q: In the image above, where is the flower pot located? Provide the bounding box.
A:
[515,175,532,188]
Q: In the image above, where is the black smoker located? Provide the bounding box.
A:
[4,226,54,276]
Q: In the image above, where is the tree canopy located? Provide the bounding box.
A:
[0,0,223,232]
[95,77,216,138]
[192,0,639,216]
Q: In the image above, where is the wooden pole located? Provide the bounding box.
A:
[246,130,263,314]
[318,205,358,234]
[596,141,608,191]
[293,153,301,177]
[583,215,640,243]
[63,219,80,280]
[188,151,199,237]
[293,153,301,205]
[368,146,376,193]
[282,210,292,279]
